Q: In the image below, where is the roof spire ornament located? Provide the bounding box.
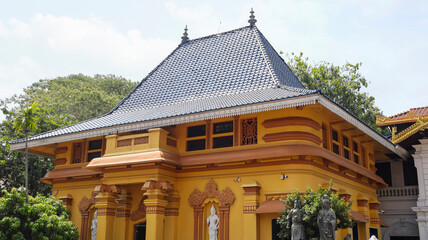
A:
[248,8,257,26]
[181,25,189,43]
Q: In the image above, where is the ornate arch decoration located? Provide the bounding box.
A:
[188,179,235,240]
[78,192,99,240]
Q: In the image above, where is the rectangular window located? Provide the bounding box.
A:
[213,121,233,134]
[342,136,350,160]
[333,144,339,155]
[343,136,349,147]
[353,141,359,153]
[344,149,350,160]
[187,125,206,138]
[213,136,234,148]
[352,141,360,164]
[87,139,103,162]
[331,129,340,155]
[332,129,338,142]
[186,139,206,151]
[353,154,359,164]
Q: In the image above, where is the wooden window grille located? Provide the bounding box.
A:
[241,118,257,145]
[72,142,83,164]
[322,123,328,149]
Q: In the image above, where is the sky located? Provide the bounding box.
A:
[0,0,427,117]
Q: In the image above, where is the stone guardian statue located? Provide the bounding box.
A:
[317,194,336,240]
[206,204,220,240]
[287,198,305,240]
[91,210,98,240]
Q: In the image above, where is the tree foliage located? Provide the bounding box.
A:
[0,188,79,240]
[0,74,138,196]
[277,183,352,240]
[285,52,385,133]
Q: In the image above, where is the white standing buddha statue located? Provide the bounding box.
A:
[206,204,220,240]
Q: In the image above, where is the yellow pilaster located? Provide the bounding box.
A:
[369,201,381,239]
[357,199,370,239]
[142,180,173,240]
[241,180,261,240]
[94,185,121,240]
[164,190,180,240]
[113,188,132,240]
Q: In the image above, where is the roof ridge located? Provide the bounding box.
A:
[251,27,305,89]
[183,25,252,44]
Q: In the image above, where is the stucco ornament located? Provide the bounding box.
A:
[317,195,336,240]
[207,204,220,240]
[90,210,98,240]
[287,198,305,240]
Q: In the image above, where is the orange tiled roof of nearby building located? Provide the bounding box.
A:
[389,106,428,120]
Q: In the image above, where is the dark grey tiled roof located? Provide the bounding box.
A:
[12,26,315,144]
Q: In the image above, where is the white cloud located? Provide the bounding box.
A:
[0,13,178,102]
[164,1,213,21]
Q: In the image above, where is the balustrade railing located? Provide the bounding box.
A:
[377,186,419,197]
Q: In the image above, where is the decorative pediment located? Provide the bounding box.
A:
[188,179,235,207]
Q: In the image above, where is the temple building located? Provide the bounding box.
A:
[11,11,409,240]
[376,107,428,240]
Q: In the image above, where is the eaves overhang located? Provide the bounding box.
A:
[10,92,410,161]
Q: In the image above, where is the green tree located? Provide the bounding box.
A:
[13,101,39,202]
[0,188,79,240]
[277,183,352,240]
[284,52,386,133]
[0,74,138,196]
[8,74,137,123]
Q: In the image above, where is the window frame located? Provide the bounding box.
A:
[71,138,105,164]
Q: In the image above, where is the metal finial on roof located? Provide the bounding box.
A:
[248,8,257,26]
[181,25,189,43]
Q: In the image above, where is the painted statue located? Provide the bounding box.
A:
[287,198,305,240]
[91,210,98,240]
[206,204,220,240]
[317,195,336,240]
